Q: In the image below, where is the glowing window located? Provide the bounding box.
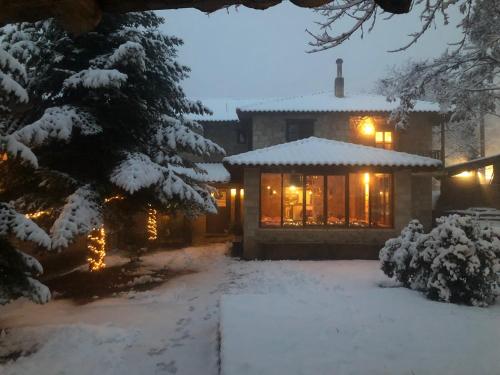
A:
[327,175,346,226]
[260,173,282,227]
[283,174,304,226]
[305,176,324,225]
[371,173,392,227]
[375,131,393,150]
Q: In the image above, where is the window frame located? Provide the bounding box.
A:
[375,131,394,150]
[259,170,394,229]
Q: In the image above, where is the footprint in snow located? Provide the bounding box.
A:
[155,360,177,374]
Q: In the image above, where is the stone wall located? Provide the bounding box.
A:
[242,168,419,260]
[202,121,249,161]
[251,112,439,156]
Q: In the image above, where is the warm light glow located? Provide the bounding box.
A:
[25,210,50,219]
[240,189,244,198]
[364,173,370,184]
[452,171,474,178]
[87,226,106,271]
[384,132,392,143]
[1,152,7,161]
[147,204,158,241]
[289,185,297,192]
[230,188,237,197]
[104,195,124,203]
[364,173,370,222]
[266,185,271,190]
[360,117,375,136]
[485,165,494,182]
[272,190,277,195]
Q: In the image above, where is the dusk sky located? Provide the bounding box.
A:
[159,2,462,99]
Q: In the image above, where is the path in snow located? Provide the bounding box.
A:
[0,243,498,375]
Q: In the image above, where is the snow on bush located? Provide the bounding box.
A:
[379,219,424,286]
[380,215,499,307]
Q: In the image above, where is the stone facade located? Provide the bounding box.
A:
[202,121,249,161]
[242,167,416,260]
[199,110,440,259]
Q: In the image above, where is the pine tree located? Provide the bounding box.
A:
[0,12,224,302]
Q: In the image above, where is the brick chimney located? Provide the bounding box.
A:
[335,58,344,98]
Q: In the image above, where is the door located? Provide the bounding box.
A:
[206,189,230,234]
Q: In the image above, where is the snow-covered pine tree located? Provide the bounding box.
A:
[1,13,223,255]
[1,37,52,304]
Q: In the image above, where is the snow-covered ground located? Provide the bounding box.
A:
[0,243,499,375]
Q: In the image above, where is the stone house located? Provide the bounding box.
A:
[191,60,443,259]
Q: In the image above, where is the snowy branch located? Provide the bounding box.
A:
[0,202,51,247]
[50,185,102,249]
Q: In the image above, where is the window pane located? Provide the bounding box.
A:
[260,173,282,227]
[371,173,392,227]
[327,175,346,226]
[384,132,392,143]
[375,132,384,143]
[305,176,324,225]
[286,120,314,142]
[283,174,304,226]
[349,173,370,227]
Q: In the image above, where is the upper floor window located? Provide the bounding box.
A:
[237,130,247,144]
[375,131,393,149]
[286,120,314,142]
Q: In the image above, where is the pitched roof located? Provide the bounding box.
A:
[187,98,263,122]
[223,137,441,168]
[195,163,231,183]
[238,92,440,113]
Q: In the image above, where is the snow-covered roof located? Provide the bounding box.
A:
[237,92,440,113]
[223,137,441,168]
[196,163,231,183]
[187,98,263,122]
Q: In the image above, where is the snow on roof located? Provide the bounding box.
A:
[195,163,231,183]
[223,137,441,168]
[187,98,264,122]
[237,92,440,113]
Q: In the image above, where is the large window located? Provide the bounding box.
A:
[306,175,324,225]
[283,174,304,226]
[260,173,282,227]
[260,172,393,228]
[327,175,345,226]
[286,120,314,142]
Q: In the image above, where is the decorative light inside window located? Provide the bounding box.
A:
[360,117,375,136]
[147,204,158,241]
[230,188,237,197]
[87,226,106,271]
[240,189,245,198]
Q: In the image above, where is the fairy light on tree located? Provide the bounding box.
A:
[87,226,106,271]
[147,204,158,241]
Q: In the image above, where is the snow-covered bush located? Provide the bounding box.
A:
[379,219,424,286]
[380,215,499,307]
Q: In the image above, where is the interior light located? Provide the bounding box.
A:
[230,188,237,197]
[452,171,474,178]
[360,117,375,136]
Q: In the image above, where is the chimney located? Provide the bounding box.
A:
[335,58,344,98]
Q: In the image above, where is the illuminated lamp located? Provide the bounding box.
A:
[360,117,375,136]
[230,188,237,197]
[452,171,474,178]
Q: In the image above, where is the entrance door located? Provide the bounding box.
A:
[206,189,230,234]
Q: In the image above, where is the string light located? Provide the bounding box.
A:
[147,204,157,241]
[25,210,50,219]
[87,226,106,271]
[104,195,124,203]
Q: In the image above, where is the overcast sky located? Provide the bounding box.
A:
[158,2,462,99]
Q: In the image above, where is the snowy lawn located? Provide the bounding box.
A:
[1,243,499,375]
